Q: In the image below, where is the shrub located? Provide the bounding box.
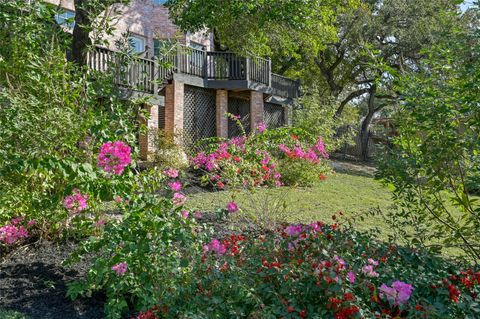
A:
[377,27,480,262]
[0,2,142,235]
[134,219,480,319]
[191,117,331,188]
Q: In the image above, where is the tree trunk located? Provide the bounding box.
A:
[360,85,376,161]
[71,0,92,66]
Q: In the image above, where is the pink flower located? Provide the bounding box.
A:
[0,224,28,245]
[368,258,379,266]
[173,193,186,205]
[97,141,131,175]
[361,264,379,278]
[226,201,239,213]
[193,211,203,219]
[203,239,227,255]
[163,168,179,178]
[333,255,346,268]
[63,189,88,214]
[168,181,182,192]
[285,224,303,236]
[347,271,356,283]
[260,155,271,165]
[95,219,105,227]
[27,220,36,227]
[111,262,128,276]
[114,196,123,203]
[379,281,414,306]
[313,138,329,158]
[181,210,190,219]
[257,122,266,133]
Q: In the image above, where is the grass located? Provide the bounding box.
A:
[0,310,28,319]
[188,168,394,234]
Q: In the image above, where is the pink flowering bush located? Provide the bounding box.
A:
[66,165,204,319]
[0,217,34,246]
[97,141,132,175]
[191,124,331,188]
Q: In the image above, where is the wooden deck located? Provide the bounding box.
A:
[87,45,300,101]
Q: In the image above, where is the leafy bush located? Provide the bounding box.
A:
[191,118,330,188]
[377,26,480,262]
[0,2,142,234]
[134,217,480,318]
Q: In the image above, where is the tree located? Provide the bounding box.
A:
[166,0,359,56]
[296,0,464,160]
[71,0,130,65]
[377,11,480,261]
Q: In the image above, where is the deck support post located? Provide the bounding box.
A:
[165,80,184,145]
[216,90,229,138]
[250,91,264,130]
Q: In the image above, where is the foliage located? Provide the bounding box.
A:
[150,130,189,170]
[66,169,203,318]
[166,0,358,58]
[0,1,142,234]
[293,89,358,152]
[377,23,480,262]
[134,217,480,318]
[191,118,330,188]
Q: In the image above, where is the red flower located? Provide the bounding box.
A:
[319,174,327,181]
[343,293,355,301]
[287,306,295,313]
[447,284,461,302]
[299,310,307,318]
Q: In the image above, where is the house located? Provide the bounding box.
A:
[46,0,299,159]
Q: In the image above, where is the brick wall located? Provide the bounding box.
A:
[45,0,213,56]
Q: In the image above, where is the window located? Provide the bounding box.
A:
[128,35,146,54]
[153,39,176,57]
[55,10,75,29]
[152,0,167,5]
[188,42,205,51]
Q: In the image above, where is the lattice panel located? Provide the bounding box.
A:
[228,97,251,137]
[183,86,216,151]
[264,103,285,128]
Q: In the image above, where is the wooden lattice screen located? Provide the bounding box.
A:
[228,97,251,137]
[183,86,216,151]
[264,102,285,128]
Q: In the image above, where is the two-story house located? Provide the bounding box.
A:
[46,0,299,160]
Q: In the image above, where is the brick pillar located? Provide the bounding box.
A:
[250,91,264,130]
[139,104,159,161]
[283,105,292,126]
[216,90,228,138]
[164,80,184,145]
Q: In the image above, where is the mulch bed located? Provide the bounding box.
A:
[0,240,105,319]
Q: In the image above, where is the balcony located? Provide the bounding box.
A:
[87,45,300,101]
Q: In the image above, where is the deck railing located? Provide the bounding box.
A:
[271,73,300,99]
[87,45,299,99]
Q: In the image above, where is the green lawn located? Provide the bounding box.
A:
[187,169,394,234]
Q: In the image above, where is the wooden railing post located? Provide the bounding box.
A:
[153,59,159,95]
[246,58,251,82]
[268,58,272,87]
[203,50,208,80]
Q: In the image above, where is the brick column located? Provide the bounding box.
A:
[164,80,184,144]
[283,105,292,126]
[250,91,264,130]
[216,90,228,138]
[139,104,159,161]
